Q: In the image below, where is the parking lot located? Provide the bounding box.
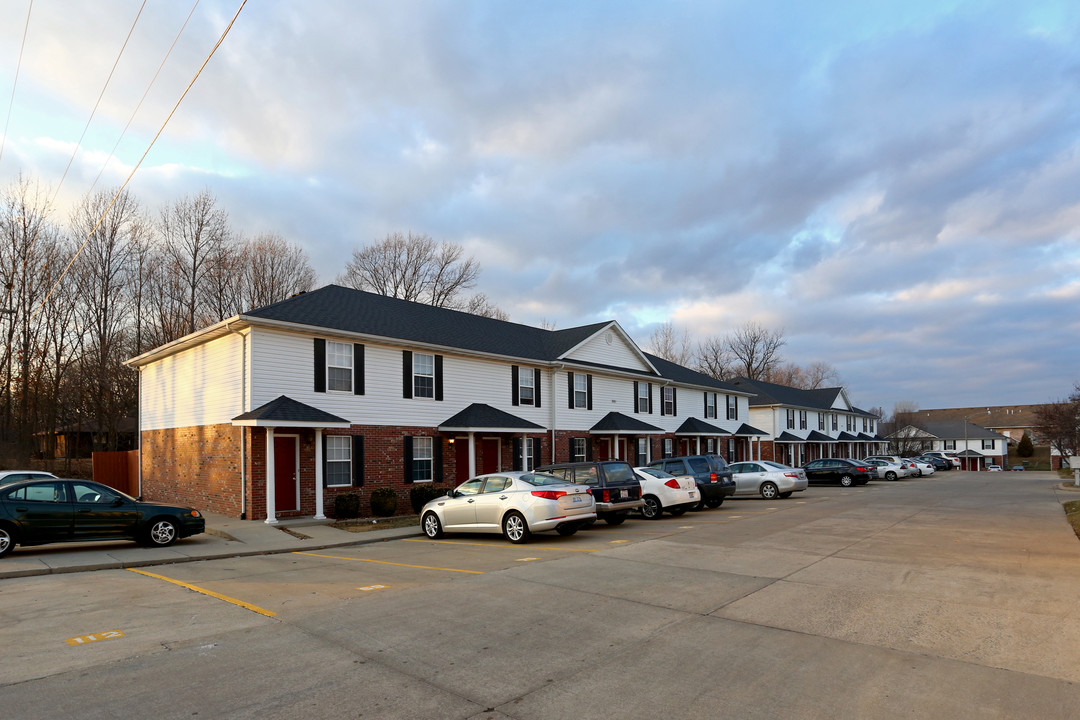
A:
[4,472,1080,719]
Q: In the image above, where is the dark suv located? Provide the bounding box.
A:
[536,460,645,525]
[646,454,735,509]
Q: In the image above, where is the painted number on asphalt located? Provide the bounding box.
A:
[358,584,387,591]
[67,630,125,646]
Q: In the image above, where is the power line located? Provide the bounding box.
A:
[0,0,34,170]
[35,0,249,318]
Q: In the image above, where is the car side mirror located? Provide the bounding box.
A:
[448,490,458,499]
[111,497,125,507]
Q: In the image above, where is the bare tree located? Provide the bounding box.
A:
[158,190,230,335]
[767,360,841,389]
[647,321,694,366]
[239,232,316,310]
[727,321,786,380]
[695,334,735,380]
[337,232,480,308]
[464,292,509,321]
[1034,389,1080,464]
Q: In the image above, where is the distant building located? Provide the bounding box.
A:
[890,420,1008,470]
[912,404,1065,468]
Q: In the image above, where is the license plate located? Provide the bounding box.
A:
[572,495,582,503]
[689,491,696,498]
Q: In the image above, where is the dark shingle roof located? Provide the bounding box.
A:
[733,423,769,437]
[590,412,664,433]
[917,421,1006,441]
[675,418,727,434]
[233,396,349,424]
[806,430,832,442]
[776,431,804,442]
[438,404,544,431]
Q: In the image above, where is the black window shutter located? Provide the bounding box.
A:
[586,440,593,461]
[704,392,708,416]
[321,433,328,487]
[402,351,413,399]
[314,339,326,393]
[512,438,522,471]
[353,435,364,486]
[353,344,365,395]
[660,388,665,416]
[511,365,520,406]
[567,372,575,409]
[434,355,444,401]
[403,436,413,483]
[532,438,541,469]
[672,387,678,416]
[633,381,639,414]
[648,383,653,414]
[534,369,542,408]
[586,374,593,410]
[433,439,443,483]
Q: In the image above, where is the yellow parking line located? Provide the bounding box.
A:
[294,551,485,573]
[403,538,598,552]
[127,568,276,618]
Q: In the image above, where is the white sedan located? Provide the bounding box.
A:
[728,461,808,499]
[632,467,697,519]
[905,458,935,477]
[420,472,595,544]
[863,459,909,481]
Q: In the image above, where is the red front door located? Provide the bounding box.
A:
[481,439,499,474]
[455,440,470,482]
[274,435,298,512]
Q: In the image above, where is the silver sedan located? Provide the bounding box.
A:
[728,461,808,499]
[420,472,596,544]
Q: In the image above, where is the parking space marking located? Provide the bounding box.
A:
[358,584,388,591]
[294,551,485,574]
[516,558,540,562]
[127,569,277,618]
[67,630,125,646]
[403,538,598,552]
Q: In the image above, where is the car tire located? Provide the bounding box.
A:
[502,511,531,544]
[778,491,793,499]
[704,498,724,508]
[0,522,16,558]
[604,513,627,526]
[760,482,779,500]
[839,475,854,487]
[422,512,444,539]
[640,495,662,520]
[669,505,689,516]
[556,525,579,536]
[885,471,897,481]
[145,518,179,547]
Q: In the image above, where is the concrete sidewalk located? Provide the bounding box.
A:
[0,513,422,580]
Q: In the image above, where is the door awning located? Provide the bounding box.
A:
[438,403,546,433]
[589,412,664,435]
[232,395,351,428]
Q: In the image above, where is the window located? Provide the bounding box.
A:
[73,482,122,504]
[571,437,587,462]
[870,420,875,433]
[846,415,855,431]
[944,440,956,450]
[483,476,511,493]
[786,409,795,429]
[574,466,599,485]
[519,369,535,406]
[818,413,826,431]
[706,438,716,453]
[326,342,352,392]
[726,395,738,420]
[412,437,433,482]
[414,353,435,398]
[663,387,675,416]
[831,413,838,431]
[862,418,868,432]
[982,439,995,450]
[6,481,67,503]
[727,438,735,461]
[662,438,673,458]
[636,438,649,466]
[326,436,352,487]
[574,374,588,408]
[637,382,650,413]
[522,438,535,471]
[799,410,808,430]
[705,393,717,419]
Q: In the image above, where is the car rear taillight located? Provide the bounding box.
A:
[856,466,869,472]
[602,489,611,503]
[709,472,717,483]
[784,473,798,478]
[586,488,593,495]
[531,490,566,500]
[664,479,680,489]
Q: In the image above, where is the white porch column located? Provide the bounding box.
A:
[613,435,620,459]
[695,437,701,454]
[521,433,528,469]
[468,431,476,478]
[314,428,325,520]
[265,427,278,524]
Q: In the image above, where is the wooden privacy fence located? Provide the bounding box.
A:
[92,450,139,496]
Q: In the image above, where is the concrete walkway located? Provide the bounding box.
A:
[0,513,422,579]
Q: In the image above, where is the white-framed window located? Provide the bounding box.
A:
[831,413,838,431]
[982,439,995,450]
[799,410,807,430]
[786,409,796,429]
[574,374,588,408]
[412,437,433,482]
[846,415,855,431]
[944,440,956,450]
[706,438,716,453]
[638,383,650,413]
[870,419,875,433]
[862,418,868,432]
[818,413,826,431]
[662,438,673,458]
[327,341,352,392]
[663,387,675,415]
[705,393,717,419]
[413,353,435,398]
[636,438,649,466]
[523,438,535,471]
[519,370,535,406]
[726,395,738,420]
[727,438,736,461]
[326,435,352,487]
[571,437,587,462]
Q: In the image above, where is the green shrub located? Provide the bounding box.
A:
[370,487,398,517]
[409,484,447,513]
[334,492,361,519]
[1017,433,1034,458]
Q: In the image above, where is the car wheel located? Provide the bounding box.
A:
[604,513,627,526]
[422,512,444,539]
[145,518,179,547]
[760,481,779,500]
[885,471,897,481]
[0,523,15,558]
[640,495,662,520]
[839,475,854,487]
[502,511,531,544]
[668,505,689,516]
[778,491,793,499]
[704,498,724,508]
[556,525,578,536]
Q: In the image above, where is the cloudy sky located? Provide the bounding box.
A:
[1,0,1078,413]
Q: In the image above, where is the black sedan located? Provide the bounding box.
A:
[0,478,205,558]
[917,455,952,471]
[801,458,875,487]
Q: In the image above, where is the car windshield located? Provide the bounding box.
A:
[519,473,569,487]
[760,461,790,470]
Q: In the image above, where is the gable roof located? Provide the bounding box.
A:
[438,404,545,432]
[232,396,351,427]
[729,377,876,416]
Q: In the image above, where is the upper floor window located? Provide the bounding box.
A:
[662,387,675,415]
[818,413,826,431]
[327,342,352,392]
[414,353,435,398]
[831,413,838,431]
[574,374,588,408]
[705,393,717,419]
[944,440,956,450]
[799,410,807,430]
[519,369,534,406]
[786,409,796,429]
[862,418,868,432]
[726,395,738,420]
[982,439,995,450]
[846,415,855,431]
[637,382,650,413]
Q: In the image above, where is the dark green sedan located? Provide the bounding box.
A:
[0,478,204,558]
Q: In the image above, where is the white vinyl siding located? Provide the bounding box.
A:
[140,333,245,430]
[564,329,653,372]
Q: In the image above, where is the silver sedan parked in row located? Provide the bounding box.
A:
[728,461,808,499]
[863,459,909,481]
[420,472,596,544]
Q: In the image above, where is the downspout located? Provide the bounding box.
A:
[227,322,248,519]
[550,363,563,463]
[136,366,142,498]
